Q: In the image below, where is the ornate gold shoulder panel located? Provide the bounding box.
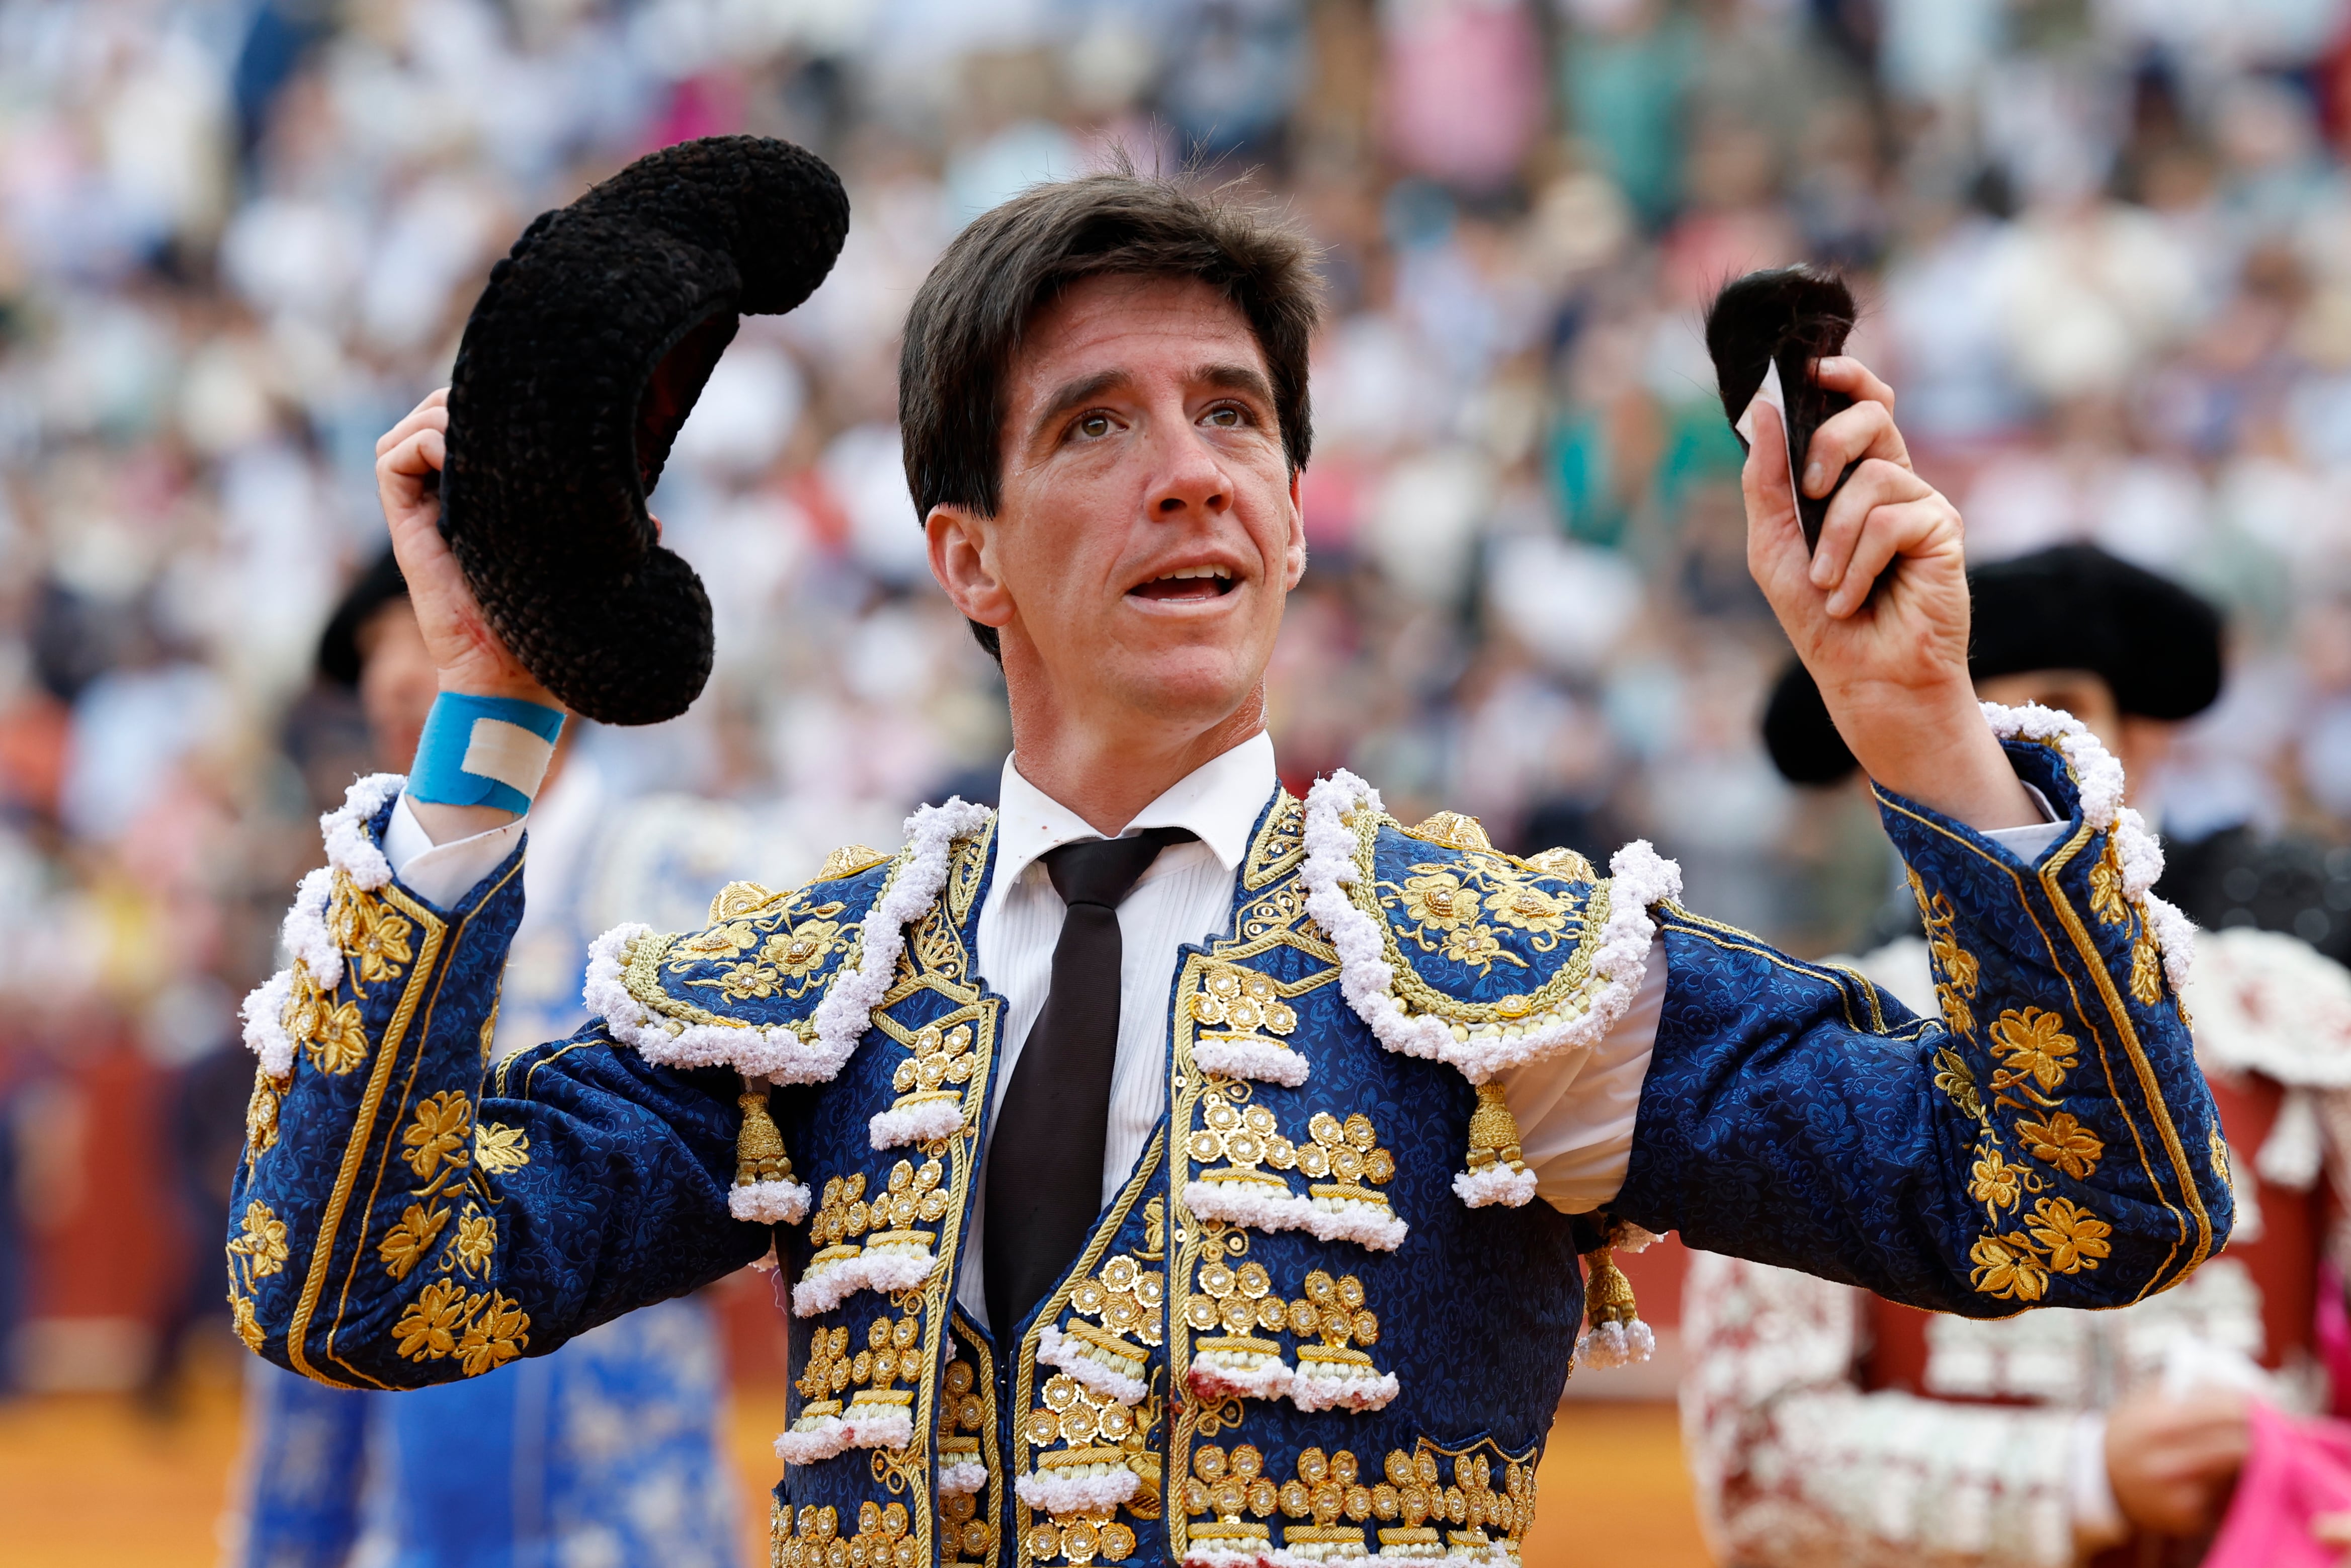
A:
[819,843,893,882]
[1346,805,1609,1029]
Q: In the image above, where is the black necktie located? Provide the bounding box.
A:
[985,827,1195,1336]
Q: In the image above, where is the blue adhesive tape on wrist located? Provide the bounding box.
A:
[408,694,566,814]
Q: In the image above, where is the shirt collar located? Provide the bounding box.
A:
[990,730,1278,894]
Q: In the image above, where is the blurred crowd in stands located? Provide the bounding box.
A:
[5,0,2351,1403]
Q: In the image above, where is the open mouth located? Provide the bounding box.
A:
[1128,565,1238,603]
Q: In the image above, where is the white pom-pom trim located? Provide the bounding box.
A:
[1015,1465,1140,1515]
[1573,1316,1656,1371]
[774,1416,850,1465]
[282,867,340,988]
[241,969,296,1078]
[1288,1366,1401,1413]
[1182,1180,1408,1252]
[1978,701,2194,996]
[320,773,403,891]
[790,1255,866,1318]
[1038,1324,1148,1406]
[1300,770,1680,1085]
[786,1244,937,1316]
[786,1242,939,1318]
[841,1404,914,1450]
[860,1248,940,1295]
[583,799,993,1084]
[938,1461,988,1497]
[1187,1358,1295,1402]
[867,1096,966,1150]
[1192,1035,1310,1087]
[729,1179,811,1224]
[1182,1549,1271,1568]
[1452,1165,1539,1207]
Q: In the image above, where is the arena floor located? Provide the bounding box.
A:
[0,1376,1712,1565]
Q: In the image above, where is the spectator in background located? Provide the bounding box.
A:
[1685,546,2351,1565]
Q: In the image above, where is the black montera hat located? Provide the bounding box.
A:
[1762,543,2225,785]
[441,136,848,725]
[317,547,408,689]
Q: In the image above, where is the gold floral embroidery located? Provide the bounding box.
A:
[674,898,851,1004]
[1069,1253,1166,1348]
[2211,1127,2234,1193]
[1989,1008,2078,1099]
[1969,1147,2023,1216]
[2130,934,2164,1006]
[2088,840,2129,926]
[796,1323,853,1408]
[229,1289,265,1353]
[1441,924,1511,970]
[777,1502,916,1568]
[673,919,758,962]
[456,1292,529,1375]
[1378,852,1583,976]
[1397,871,1475,932]
[2028,1196,2113,1273]
[1186,1093,1398,1216]
[280,970,368,1076]
[394,1276,530,1372]
[452,1206,496,1276]
[1484,880,1571,936]
[1933,1047,1983,1120]
[763,922,843,980]
[402,1092,473,1183]
[1188,967,1298,1037]
[230,1199,290,1282]
[225,1199,290,1354]
[308,998,369,1076]
[1911,876,1981,1037]
[396,1277,467,1359]
[330,878,414,986]
[885,1021,979,1126]
[474,1123,530,1174]
[245,1068,287,1156]
[1179,1443,1533,1563]
[1969,1234,2049,1302]
[379,1203,450,1280]
[2018,1112,2104,1180]
[1969,1196,2114,1301]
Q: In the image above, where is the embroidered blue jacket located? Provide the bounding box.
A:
[228,726,2229,1568]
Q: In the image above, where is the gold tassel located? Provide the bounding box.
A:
[1465,1081,1525,1175]
[737,1079,794,1188]
[1574,1243,1654,1370]
[1581,1246,1637,1329]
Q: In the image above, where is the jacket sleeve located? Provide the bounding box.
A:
[1615,717,2233,1315]
[226,778,767,1390]
[1680,1251,2081,1568]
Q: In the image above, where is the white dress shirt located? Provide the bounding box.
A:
[383,742,2067,1333]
